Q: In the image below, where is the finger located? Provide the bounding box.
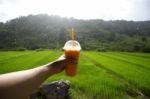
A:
[58,55,66,60]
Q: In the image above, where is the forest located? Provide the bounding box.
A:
[0,14,150,52]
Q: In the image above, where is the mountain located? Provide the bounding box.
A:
[0,14,150,52]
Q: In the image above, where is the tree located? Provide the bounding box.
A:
[0,14,150,52]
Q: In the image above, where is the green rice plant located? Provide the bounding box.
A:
[0,51,148,98]
[0,51,32,61]
[45,54,126,99]
[98,52,150,70]
[84,52,150,96]
[0,51,62,74]
[119,52,150,59]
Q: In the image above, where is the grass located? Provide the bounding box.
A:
[0,50,150,99]
[84,51,150,97]
[46,54,126,99]
[104,52,150,70]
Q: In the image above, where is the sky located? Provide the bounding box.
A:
[0,0,150,22]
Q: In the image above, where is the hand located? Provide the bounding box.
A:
[48,55,66,75]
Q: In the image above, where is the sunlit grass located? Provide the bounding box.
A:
[46,54,125,99]
[105,52,150,70]
[84,51,150,96]
[0,50,62,73]
[0,51,149,98]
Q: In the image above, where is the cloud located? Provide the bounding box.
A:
[0,0,150,22]
[0,12,7,21]
[0,0,18,4]
[0,0,3,4]
[128,0,150,20]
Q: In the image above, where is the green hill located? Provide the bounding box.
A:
[0,14,150,52]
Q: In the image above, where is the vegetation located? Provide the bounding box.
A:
[0,51,150,99]
[0,14,150,52]
[84,52,150,96]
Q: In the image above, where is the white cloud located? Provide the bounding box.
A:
[0,0,150,22]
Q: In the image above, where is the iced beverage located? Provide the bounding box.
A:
[63,40,81,76]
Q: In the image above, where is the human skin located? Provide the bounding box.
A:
[0,55,67,99]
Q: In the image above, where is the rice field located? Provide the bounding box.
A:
[0,51,150,99]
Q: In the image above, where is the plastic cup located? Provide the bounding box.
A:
[63,40,81,76]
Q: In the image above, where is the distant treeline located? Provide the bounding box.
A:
[0,14,150,52]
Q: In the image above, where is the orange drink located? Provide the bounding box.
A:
[63,28,81,76]
[65,49,80,76]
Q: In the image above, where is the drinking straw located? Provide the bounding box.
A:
[72,28,74,47]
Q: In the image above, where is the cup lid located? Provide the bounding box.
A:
[63,40,81,50]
